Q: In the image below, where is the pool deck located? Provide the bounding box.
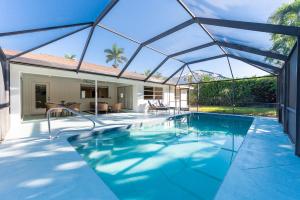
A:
[215,117,300,200]
[0,112,299,200]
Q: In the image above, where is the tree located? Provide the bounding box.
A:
[200,74,215,82]
[153,72,162,79]
[268,0,300,55]
[104,44,127,68]
[64,54,76,60]
[144,69,151,76]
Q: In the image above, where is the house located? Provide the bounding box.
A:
[4,50,193,134]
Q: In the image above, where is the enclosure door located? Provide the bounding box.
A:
[31,82,50,115]
[180,88,189,109]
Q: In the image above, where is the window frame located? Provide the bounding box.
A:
[80,84,110,99]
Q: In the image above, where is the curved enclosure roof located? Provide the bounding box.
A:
[0,0,299,85]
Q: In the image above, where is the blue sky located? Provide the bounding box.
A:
[0,0,292,79]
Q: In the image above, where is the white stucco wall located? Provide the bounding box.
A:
[10,63,171,132]
[0,63,10,140]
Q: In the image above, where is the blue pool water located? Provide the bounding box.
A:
[69,113,253,200]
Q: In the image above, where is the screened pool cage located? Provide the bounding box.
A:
[0,0,299,155]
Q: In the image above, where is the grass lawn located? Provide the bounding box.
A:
[190,106,276,117]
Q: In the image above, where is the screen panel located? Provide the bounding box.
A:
[167,66,198,85]
[175,45,224,63]
[101,0,191,42]
[0,25,89,57]
[229,58,271,79]
[182,0,292,24]
[148,59,184,83]
[122,47,166,80]
[226,48,284,68]
[177,66,198,85]
[205,25,295,56]
[0,0,110,33]
[19,28,92,70]
[188,57,232,81]
[149,24,213,55]
[166,67,185,85]
[82,26,139,76]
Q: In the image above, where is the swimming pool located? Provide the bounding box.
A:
[69,113,253,200]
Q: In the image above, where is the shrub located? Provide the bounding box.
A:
[189,76,276,107]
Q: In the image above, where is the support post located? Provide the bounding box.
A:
[197,83,199,112]
[276,75,280,121]
[174,86,177,115]
[179,87,181,114]
[226,57,235,113]
[284,61,289,132]
[295,37,300,156]
[95,80,98,116]
[168,85,170,116]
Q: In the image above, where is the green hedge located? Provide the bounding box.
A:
[190,76,277,107]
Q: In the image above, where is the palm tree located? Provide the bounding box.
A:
[64,54,76,60]
[144,69,151,76]
[153,72,162,79]
[104,44,127,68]
[268,0,300,55]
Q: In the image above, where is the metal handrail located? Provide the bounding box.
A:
[47,106,96,140]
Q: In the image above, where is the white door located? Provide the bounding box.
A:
[31,82,50,114]
[117,87,127,109]
[117,86,133,109]
[180,89,189,109]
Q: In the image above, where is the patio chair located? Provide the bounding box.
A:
[158,100,169,109]
[45,103,63,117]
[98,102,108,114]
[66,103,81,116]
[148,101,168,113]
[112,103,122,113]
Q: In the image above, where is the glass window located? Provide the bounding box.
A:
[144,86,163,100]
[0,0,110,33]
[101,0,191,42]
[81,85,95,99]
[175,45,224,63]
[98,87,109,98]
[35,84,47,108]
[149,24,213,55]
[80,85,109,99]
[182,0,291,24]
[82,26,139,76]
[1,25,89,57]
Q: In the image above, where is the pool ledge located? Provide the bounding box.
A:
[215,117,300,200]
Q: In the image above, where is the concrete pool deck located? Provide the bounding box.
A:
[0,113,170,200]
[216,117,300,200]
[0,113,299,200]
